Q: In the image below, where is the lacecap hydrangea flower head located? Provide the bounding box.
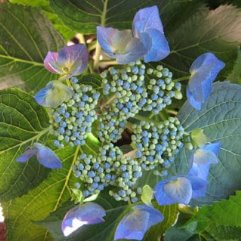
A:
[15,4,226,241]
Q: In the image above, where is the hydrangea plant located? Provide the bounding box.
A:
[2,1,241,241]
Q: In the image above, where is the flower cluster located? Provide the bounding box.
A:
[14,4,227,241]
[132,117,185,171]
[51,79,100,148]
[73,144,142,203]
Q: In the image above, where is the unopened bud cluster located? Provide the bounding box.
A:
[51,79,100,148]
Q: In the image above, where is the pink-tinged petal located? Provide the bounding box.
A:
[34,143,62,169]
[62,202,106,237]
[44,44,89,78]
[16,148,37,163]
[114,205,163,240]
[44,52,61,74]
[133,6,164,37]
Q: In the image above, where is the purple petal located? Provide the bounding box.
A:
[188,176,208,199]
[62,202,106,237]
[44,45,88,78]
[187,53,225,110]
[34,81,73,108]
[114,205,163,241]
[58,44,89,77]
[34,143,62,169]
[133,6,164,36]
[139,29,170,62]
[154,177,192,205]
[44,51,61,74]
[16,148,37,163]
[97,26,147,64]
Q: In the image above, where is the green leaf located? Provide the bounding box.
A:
[9,0,49,7]
[144,204,179,241]
[0,88,50,201]
[195,191,241,229]
[163,5,241,78]
[2,145,78,241]
[50,0,203,34]
[167,192,241,241]
[178,82,241,204]
[0,3,64,92]
[228,49,241,84]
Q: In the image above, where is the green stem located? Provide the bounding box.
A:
[173,75,190,82]
[93,0,108,70]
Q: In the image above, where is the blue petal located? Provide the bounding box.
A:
[154,177,192,205]
[188,162,210,181]
[139,29,170,62]
[35,81,73,108]
[132,6,170,62]
[34,143,62,169]
[16,148,37,163]
[97,27,147,64]
[114,205,163,241]
[62,202,106,237]
[188,176,208,199]
[202,142,221,156]
[34,83,52,106]
[187,53,225,110]
[133,6,164,36]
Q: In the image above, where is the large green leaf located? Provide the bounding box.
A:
[178,82,241,204]
[2,145,78,241]
[49,0,203,34]
[163,5,241,78]
[165,191,241,241]
[0,88,50,201]
[0,3,64,92]
[9,0,76,40]
[9,0,49,7]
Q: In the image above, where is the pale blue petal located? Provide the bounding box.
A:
[133,5,164,36]
[16,148,37,163]
[155,177,192,205]
[34,143,62,169]
[35,81,73,108]
[188,176,208,199]
[97,26,147,64]
[62,202,105,237]
[114,205,163,241]
[139,29,170,62]
[187,53,225,110]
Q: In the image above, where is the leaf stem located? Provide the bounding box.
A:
[93,0,109,70]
